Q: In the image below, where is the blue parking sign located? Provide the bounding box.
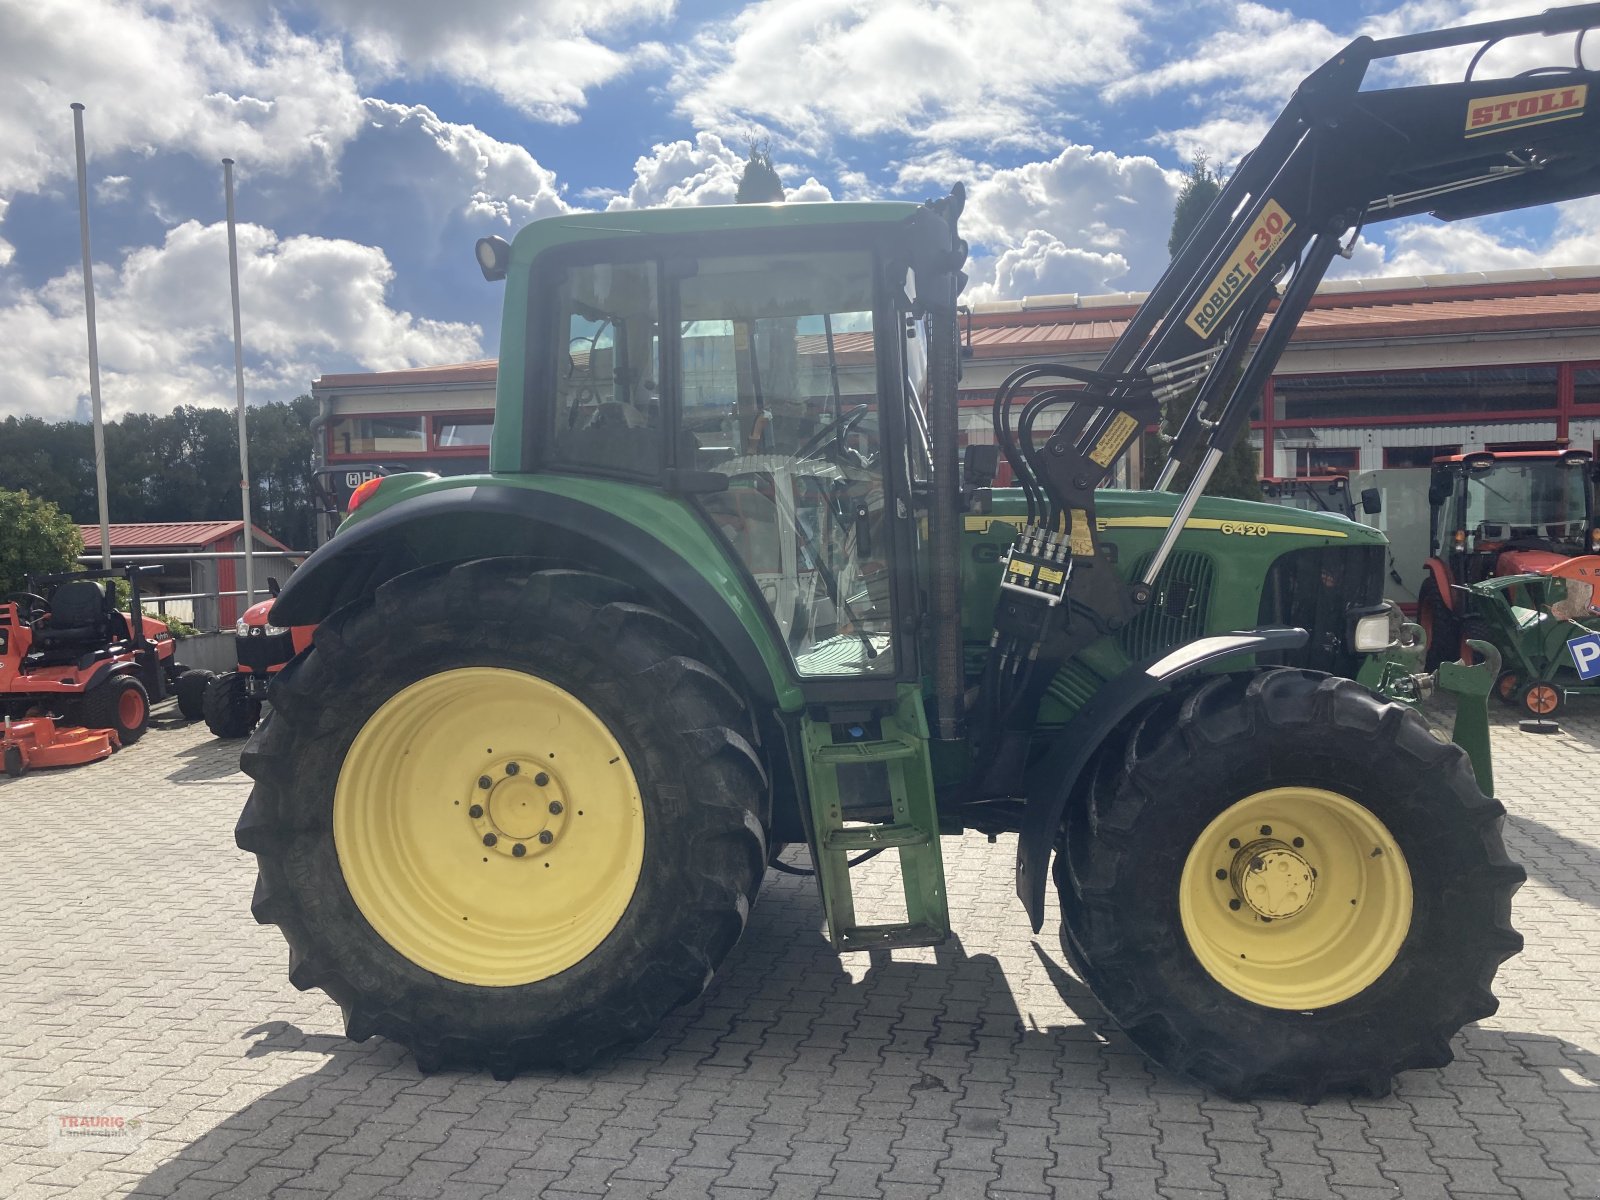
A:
[1570,632,1600,681]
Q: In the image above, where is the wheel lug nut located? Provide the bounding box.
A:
[483,833,498,847]
[1259,825,1272,835]
[478,775,492,790]
[538,831,554,845]
[549,800,563,815]
[1215,869,1227,880]
[506,762,520,776]
[535,772,550,787]
[1228,838,1241,849]
[1228,899,1242,911]
[512,843,526,858]
[469,804,484,819]
[1292,837,1304,848]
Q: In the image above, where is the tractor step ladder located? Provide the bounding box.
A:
[800,687,949,951]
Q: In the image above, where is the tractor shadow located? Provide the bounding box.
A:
[163,736,248,784]
[129,865,1600,1198]
[1504,813,1600,912]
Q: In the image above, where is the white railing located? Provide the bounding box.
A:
[75,548,308,628]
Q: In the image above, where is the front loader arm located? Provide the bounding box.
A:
[980,3,1600,880]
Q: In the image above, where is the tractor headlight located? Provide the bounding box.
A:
[237,617,289,637]
[1352,606,1400,653]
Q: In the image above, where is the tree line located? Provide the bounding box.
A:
[0,396,318,550]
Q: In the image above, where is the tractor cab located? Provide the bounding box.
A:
[1259,474,1381,521]
[1428,449,1600,584]
[524,213,941,688]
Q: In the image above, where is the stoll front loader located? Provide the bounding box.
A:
[237,6,1600,1099]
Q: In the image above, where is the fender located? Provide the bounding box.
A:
[270,481,798,708]
[1014,626,1310,931]
[1422,557,1456,612]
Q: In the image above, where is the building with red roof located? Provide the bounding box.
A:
[77,520,301,629]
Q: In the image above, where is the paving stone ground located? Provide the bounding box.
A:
[1,694,1597,1200]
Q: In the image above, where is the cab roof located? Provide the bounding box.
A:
[509,201,923,264]
[1433,450,1589,465]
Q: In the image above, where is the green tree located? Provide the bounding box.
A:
[0,396,316,549]
[1157,155,1261,501]
[734,140,784,203]
[0,487,83,595]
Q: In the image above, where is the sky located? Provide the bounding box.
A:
[2,0,1599,423]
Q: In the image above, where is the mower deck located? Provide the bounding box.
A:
[2,717,120,776]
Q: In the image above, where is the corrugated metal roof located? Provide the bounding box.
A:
[317,359,498,389]
[308,269,1600,390]
[76,522,294,551]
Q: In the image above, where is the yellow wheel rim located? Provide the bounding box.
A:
[1178,787,1412,1010]
[334,667,645,987]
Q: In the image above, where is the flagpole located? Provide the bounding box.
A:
[223,158,255,612]
[71,103,112,568]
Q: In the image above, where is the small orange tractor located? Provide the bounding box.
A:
[1418,449,1599,666]
[1,567,186,775]
[182,581,314,739]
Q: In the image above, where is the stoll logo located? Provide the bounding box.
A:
[1184,199,1295,338]
[1465,84,1587,138]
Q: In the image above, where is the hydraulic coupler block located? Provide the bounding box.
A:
[999,524,1072,607]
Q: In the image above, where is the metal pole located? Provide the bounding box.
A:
[71,103,112,568]
[223,158,255,611]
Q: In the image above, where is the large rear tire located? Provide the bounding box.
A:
[1057,668,1523,1101]
[77,675,150,745]
[235,559,768,1077]
[204,671,261,739]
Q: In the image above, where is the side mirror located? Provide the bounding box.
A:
[267,576,281,598]
[1360,488,1382,516]
[963,444,999,489]
[1427,478,1450,507]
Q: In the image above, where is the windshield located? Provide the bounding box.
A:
[1458,462,1591,542]
[681,249,896,677]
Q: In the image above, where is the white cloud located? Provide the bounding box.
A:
[962,144,1183,300]
[1332,198,1600,279]
[0,220,480,420]
[605,132,836,208]
[357,100,573,230]
[985,230,1132,299]
[607,133,748,209]
[0,0,365,201]
[211,0,673,122]
[674,0,1143,149]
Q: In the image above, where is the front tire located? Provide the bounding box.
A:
[175,669,215,721]
[1058,668,1523,1101]
[1418,579,1459,671]
[235,559,768,1077]
[204,671,261,739]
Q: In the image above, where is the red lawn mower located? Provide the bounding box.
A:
[1,566,186,776]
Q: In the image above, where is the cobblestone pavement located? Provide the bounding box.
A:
[1,696,1597,1200]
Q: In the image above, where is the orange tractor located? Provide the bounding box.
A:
[1,567,186,775]
[181,581,314,739]
[1418,448,1599,666]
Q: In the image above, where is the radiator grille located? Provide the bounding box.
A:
[1119,550,1216,662]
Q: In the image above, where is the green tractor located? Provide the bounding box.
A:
[237,6,1600,1099]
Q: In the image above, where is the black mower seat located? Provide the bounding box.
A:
[34,579,112,652]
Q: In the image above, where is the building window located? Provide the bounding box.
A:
[328,415,426,457]
[1576,366,1600,408]
[434,417,493,449]
[1274,366,1558,422]
[1295,448,1358,475]
[1383,445,1461,468]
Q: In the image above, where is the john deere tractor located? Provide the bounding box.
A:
[237,6,1600,1099]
